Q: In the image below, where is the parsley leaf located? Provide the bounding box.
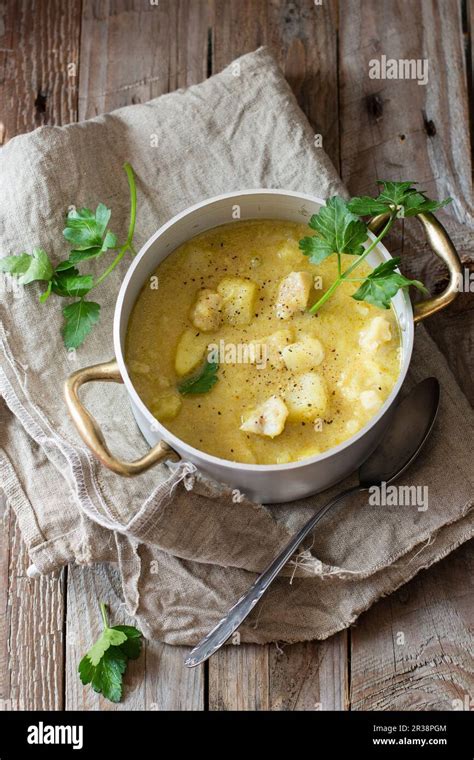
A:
[79,646,128,703]
[178,360,219,395]
[112,625,143,659]
[0,252,32,276]
[348,180,452,218]
[63,203,117,263]
[352,257,429,309]
[86,627,128,666]
[78,603,143,703]
[299,196,368,263]
[0,248,54,285]
[52,268,94,298]
[62,300,101,349]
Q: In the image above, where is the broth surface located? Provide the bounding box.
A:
[126,220,401,464]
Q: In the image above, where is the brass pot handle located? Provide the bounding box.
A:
[368,211,461,322]
[64,358,177,476]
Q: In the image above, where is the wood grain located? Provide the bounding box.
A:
[79,0,211,120]
[0,0,81,143]
[211,0,340,169]
[208,645,270,710]
[350,542,474,710]
[0,0,81,711]
[0,506,65,710]
[268,635,348,710]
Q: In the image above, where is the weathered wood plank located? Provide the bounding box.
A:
[79,0,211,120]
[208,634,348,711]
[350,541,474,710]
[0,0,81,143]
[208,644,271,710]
[211,0,340,168]
[0,505,65,711]
[339,0,472,216]
[144,641,205,711]
[0,0,81,712]
[268,635,348,710]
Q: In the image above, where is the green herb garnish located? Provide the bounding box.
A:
[0,248,54,285]
[300,181,451,314]
[78,602,142,703]
[352,257,428,310]
[0,162,137,350]
[178,360,219,395]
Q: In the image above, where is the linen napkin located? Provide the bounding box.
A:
[0,48,472,644]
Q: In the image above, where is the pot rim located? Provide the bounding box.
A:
[113,188,414,473]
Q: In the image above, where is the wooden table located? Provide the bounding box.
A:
[1,0,473,711]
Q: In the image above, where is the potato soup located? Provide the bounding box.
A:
[125,220,401,465]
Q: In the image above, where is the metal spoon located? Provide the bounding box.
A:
[185,377,440,668]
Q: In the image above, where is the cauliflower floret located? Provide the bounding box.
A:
[190,288,222,332]
[276,271,313,320]
[281,336,325,371]
[360,389,383,411]
[359,316,392,353]
[240,395,288,438]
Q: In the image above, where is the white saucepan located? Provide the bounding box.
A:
[65,190,460,503]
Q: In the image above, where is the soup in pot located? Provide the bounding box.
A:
[125,220,401,464]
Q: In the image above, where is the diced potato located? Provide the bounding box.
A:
[217,277,258,325]
[251,329,294,368]
[337,359,387,402]
[189,288,222,332]
[281,336,325,372]
[360,389,383,411]
[276,271,313,320]
[285,372,328,421]
[150,392,182,422]
[175,329,209,376]
[359,316,392,352]
[240,395,288,438]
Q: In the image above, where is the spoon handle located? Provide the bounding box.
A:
[185,485,360,667]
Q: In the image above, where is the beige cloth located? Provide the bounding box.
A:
[0,48,472,644]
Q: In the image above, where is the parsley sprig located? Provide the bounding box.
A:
[178,360,219,395]
[78,602,142,703]
[300,181,451,312]
[0,163,137,349]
